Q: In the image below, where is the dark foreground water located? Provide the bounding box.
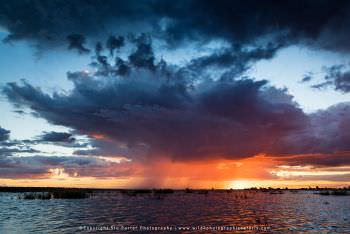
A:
[0,191,349,233]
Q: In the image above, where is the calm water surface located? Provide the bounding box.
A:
[0,191,349,233]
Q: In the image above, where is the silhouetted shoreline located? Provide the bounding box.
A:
[0,186,349,199]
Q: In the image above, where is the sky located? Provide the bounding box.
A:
[1,0,350,189]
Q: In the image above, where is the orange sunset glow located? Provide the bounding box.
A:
[1,154,349,189]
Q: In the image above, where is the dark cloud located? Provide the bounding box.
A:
[0,126,10,141]
[106,35,125,56]
[38,131,75,143]
[158,0,350,52]
[0,0,155,47]
[0,43,319,161]
[30,131,89,148]
[1,11,350,167]
[311,81,333,90]
[276,152,350,168]
[269,102,350,157]
[128,34,155,70]
[4,42,350,164]
[309,103,350,152]
[312,64,350,93]
[2,78,300,160]
[186,43,282,79]
[67,34,90,54]
[300,72,314,83]
[0,146,39,156]
[1,0,350,54]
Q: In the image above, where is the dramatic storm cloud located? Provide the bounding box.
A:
[1,0,350,54]
[3,38,350,162]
